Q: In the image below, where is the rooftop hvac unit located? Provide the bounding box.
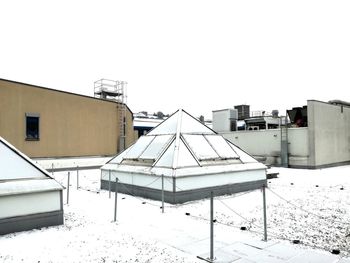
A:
[248,126,259,131]
[229,109,238,119]
[212,109,238,132]
[272,110,279,118]
[234,105,250,120]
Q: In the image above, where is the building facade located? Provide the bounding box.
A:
[0,79,134,158]
[214,100,350,169]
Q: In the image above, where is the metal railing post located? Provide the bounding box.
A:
[263,184,268,241]
[210,191,214,261]
[161,174,164,213]
[114,177,118,222]
[76,165,79,190]
[109,170,111,199]
[67,172,70,204]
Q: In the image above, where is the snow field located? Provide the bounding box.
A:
[1,165,350,262]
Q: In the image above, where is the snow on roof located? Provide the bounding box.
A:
[103,109,265,176]
[133,118,163,128]
[0,178,63,196]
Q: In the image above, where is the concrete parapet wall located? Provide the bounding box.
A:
[220,128,309,167]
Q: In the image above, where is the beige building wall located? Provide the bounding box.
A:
[0,79,134,158]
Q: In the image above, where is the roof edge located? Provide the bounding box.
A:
[0,78,133,114]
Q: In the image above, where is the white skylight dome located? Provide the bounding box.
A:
[108,109,257,171]
[101,109,266,204]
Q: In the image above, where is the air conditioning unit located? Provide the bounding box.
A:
[248,126,259,131]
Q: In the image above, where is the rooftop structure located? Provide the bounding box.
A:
[94,79,128,151]
[101,109,266,204]
[215,100,350,169]
[0,137,64,235]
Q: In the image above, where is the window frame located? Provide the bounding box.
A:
[25,113,40,141]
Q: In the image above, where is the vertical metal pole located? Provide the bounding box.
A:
[51,163,54,176]
[76,165,79,190]
[210,191,214,262]
[263,184,267,241]
[109,170,111,199]
[114,177,118,222]
[172,176,176,204]
[161,174,164,213]
[67,172,70,205]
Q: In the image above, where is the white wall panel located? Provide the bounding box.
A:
[175,169,266,191]
[0,191,61,219]
[102,170,173,191]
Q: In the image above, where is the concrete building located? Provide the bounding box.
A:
[0,137,64,235]
[213,100,350,169]
[0,79,134,159]
[133,112,212,139]
[212,109,238,132]
[133,112,164,138]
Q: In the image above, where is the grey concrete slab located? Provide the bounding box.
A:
[287,250,339,263]
[231,259,255,263]
[179,238,228,255]
[264,243,303,261]
[231,242,293,263]
[242,239,279,250]
[219,242,265,259]
[197,250,240,263]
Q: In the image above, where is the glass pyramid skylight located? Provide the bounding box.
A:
[109,109,257,168]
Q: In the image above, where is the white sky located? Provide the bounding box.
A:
[1,0,349,119]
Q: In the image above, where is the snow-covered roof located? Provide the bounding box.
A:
[103,109,265,176]
[0,178,63,196]
[133,118,163,128]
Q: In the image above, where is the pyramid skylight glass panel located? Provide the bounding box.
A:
[154,140,175,168]
[124,135,154,159]
[176,139,199,167]
[139,135,174,160]
[180,111,214,134]
[109,147,131,164]
[228,142,257,163]
[182,134,219,160]
[205,135,239,159]
[148,114,178,135]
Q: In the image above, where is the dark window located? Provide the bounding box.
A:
[230,120,237,131]
[26,115,39,140]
